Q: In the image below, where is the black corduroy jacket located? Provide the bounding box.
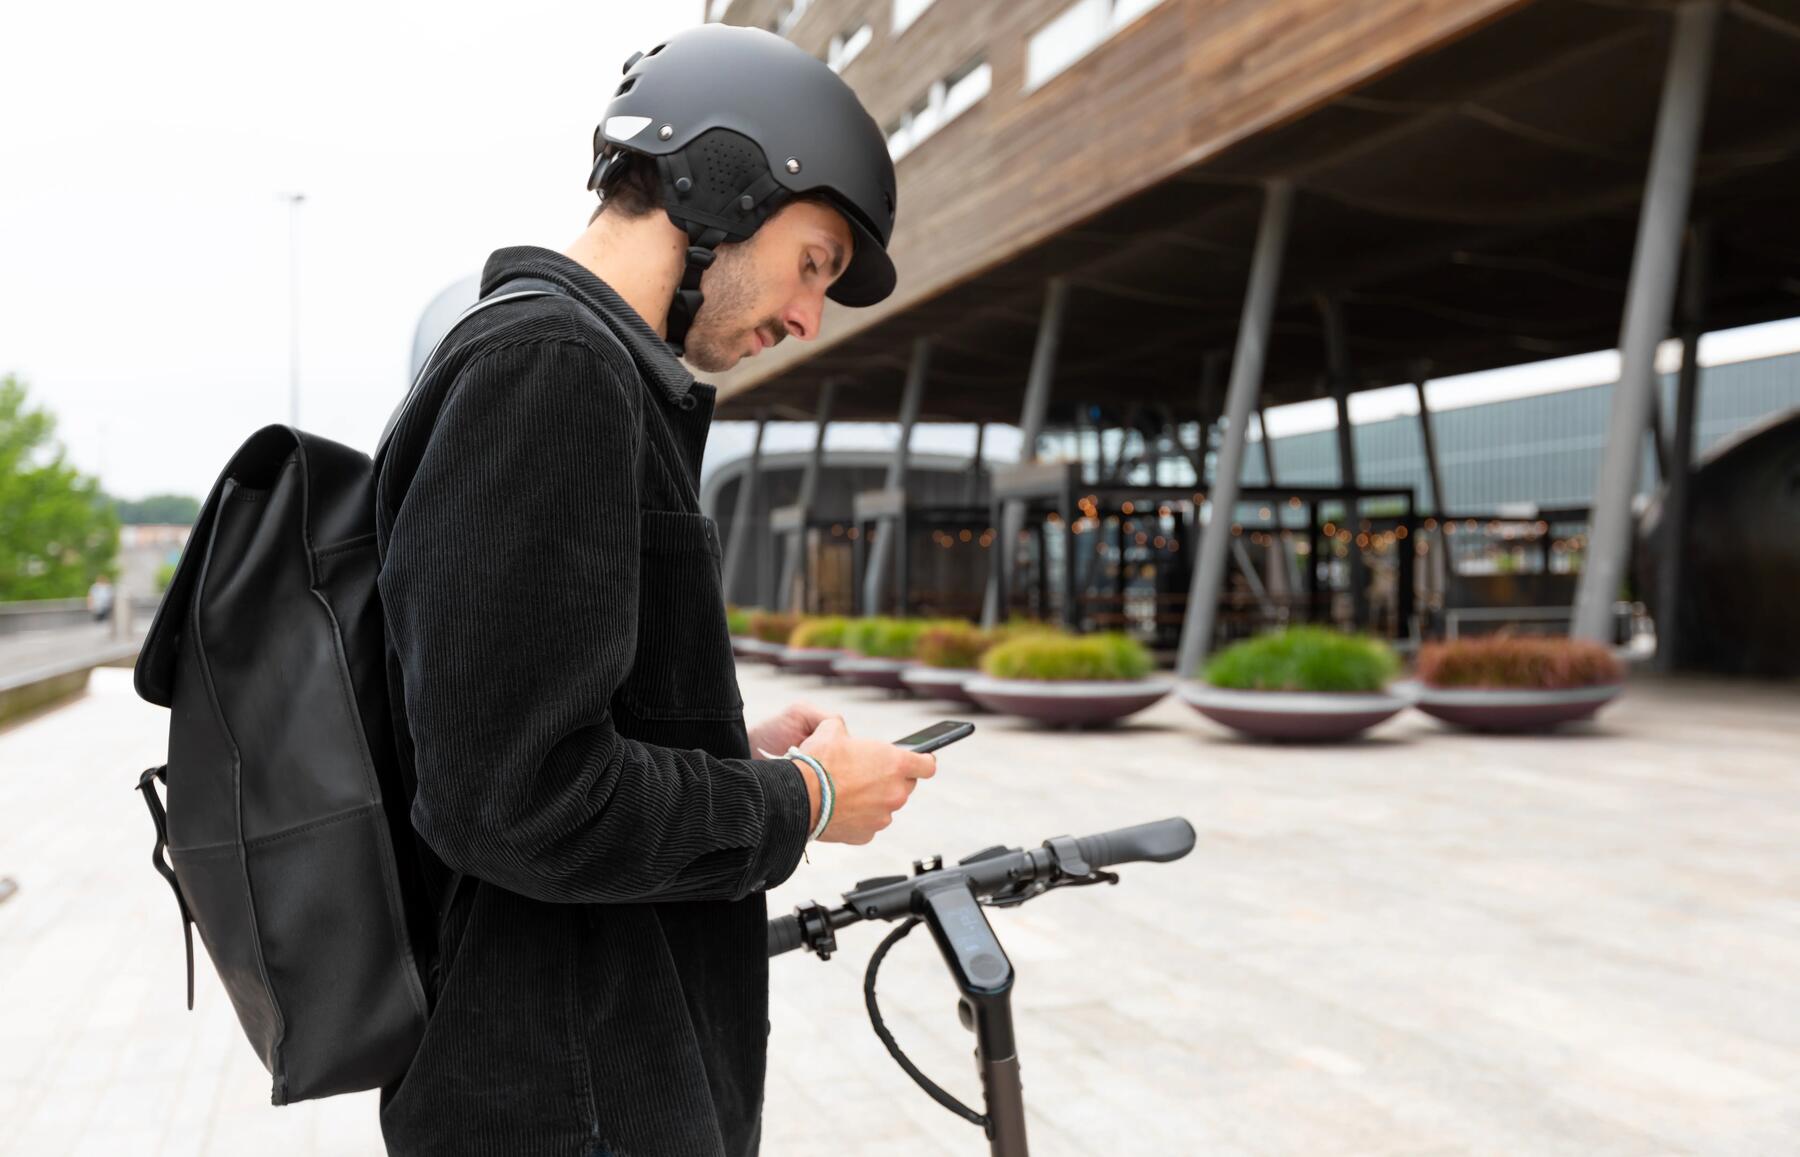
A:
[373,247,812,1157]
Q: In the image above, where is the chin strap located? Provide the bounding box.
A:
[666,223,726,356]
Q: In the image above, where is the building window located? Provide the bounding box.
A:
[1025,0,1168,92]
[891,0,937,36]
[828,21,872,73]
[941,55,993,122]
[885,54,991,161]
[772,0,811,36]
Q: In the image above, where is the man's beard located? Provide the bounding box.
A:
[682,247,776,373]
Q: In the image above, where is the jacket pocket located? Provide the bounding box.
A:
[617,510,744,721]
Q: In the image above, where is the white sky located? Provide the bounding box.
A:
[2,1,701,500]
[5,1,1797,500]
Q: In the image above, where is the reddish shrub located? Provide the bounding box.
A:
[1418,636,1623,690]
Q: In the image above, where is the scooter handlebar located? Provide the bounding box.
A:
[769,817,1195,958]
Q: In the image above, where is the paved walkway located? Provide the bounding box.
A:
[1,664,1795,1155]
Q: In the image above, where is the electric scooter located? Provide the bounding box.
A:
[768,816,1196,1157]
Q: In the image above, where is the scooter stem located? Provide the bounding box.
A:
[919,878,1030,1156]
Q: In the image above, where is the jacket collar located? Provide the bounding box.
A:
[479,246,696,406]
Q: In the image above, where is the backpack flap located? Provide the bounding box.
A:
[134,425,301,707]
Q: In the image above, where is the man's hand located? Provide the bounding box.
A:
[748,701,833,761]
[791,715,935,845]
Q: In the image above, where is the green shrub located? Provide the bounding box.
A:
[726,606,754,637]
[748,610,802,645]
[871,618,943,654]
[915,621,996,670]
[980,631,1154,682]
[1203,627,1399,693]
[789,616,848,649]
[1418,636,1622,689]
[840,617,881,656]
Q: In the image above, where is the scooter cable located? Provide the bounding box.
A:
[863,916,989,1130]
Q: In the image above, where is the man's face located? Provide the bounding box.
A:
[681,199,854,373]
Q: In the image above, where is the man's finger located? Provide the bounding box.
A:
[908,752,937,779]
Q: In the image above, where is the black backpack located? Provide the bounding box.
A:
[131,279,584,1103]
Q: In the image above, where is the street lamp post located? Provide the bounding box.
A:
[281,192,305,429]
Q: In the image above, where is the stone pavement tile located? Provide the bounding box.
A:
[5,1083,102,1155]
[68,1077,181,1156]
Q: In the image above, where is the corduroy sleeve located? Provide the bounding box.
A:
[378,335,812,905]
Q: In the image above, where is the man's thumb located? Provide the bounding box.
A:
[806,714,848,742]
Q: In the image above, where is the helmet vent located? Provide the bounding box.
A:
[616,76,636,96]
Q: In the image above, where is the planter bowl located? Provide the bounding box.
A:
[964,676,1173,727]
[1179,684,1407,742]
[899,665,981,704]
[1396,680,1622,732]
[831,656,915,690]
[777,647,845,676]
[732,638,788,663]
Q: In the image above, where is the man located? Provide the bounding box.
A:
[372,25,930,1157]
[87,575,115,622]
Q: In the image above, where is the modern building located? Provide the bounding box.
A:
[703,0,1800,674]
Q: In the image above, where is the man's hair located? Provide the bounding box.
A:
[590,150,663,224]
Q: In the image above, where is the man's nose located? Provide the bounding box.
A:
[780,292,826,343]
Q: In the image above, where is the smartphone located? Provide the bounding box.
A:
[893,720,975,754]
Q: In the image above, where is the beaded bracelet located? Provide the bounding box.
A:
[785,747,835,841]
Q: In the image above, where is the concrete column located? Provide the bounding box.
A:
[1574,0,1719,641]
[863,338,930,615]
[1414,375,1453,631]
[1654,226,1709,671]
[964,421,987,504]
[1412,378,1448,518]
[720,410,768,605]
[1320,294,1368,629]
[1256,404,1279,487]
[1177,180,1294,676]
[983,278,1071,627]
[778,379,838,610]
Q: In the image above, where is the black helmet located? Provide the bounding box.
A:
[588,24,899,352]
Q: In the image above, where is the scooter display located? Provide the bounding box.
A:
[769,817,1196,1156]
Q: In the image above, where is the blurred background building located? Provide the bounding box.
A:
[690,0,1800,676]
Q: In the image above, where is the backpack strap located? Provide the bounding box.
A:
[134,764,195,1009]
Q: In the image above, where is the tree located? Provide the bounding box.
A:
[0,374,120,601]
[114,493,201,525]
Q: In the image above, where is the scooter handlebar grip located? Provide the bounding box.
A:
[767,914,806,958]
[1075,817,1196,869]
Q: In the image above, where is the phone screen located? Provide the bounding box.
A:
[893,720,975,754]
